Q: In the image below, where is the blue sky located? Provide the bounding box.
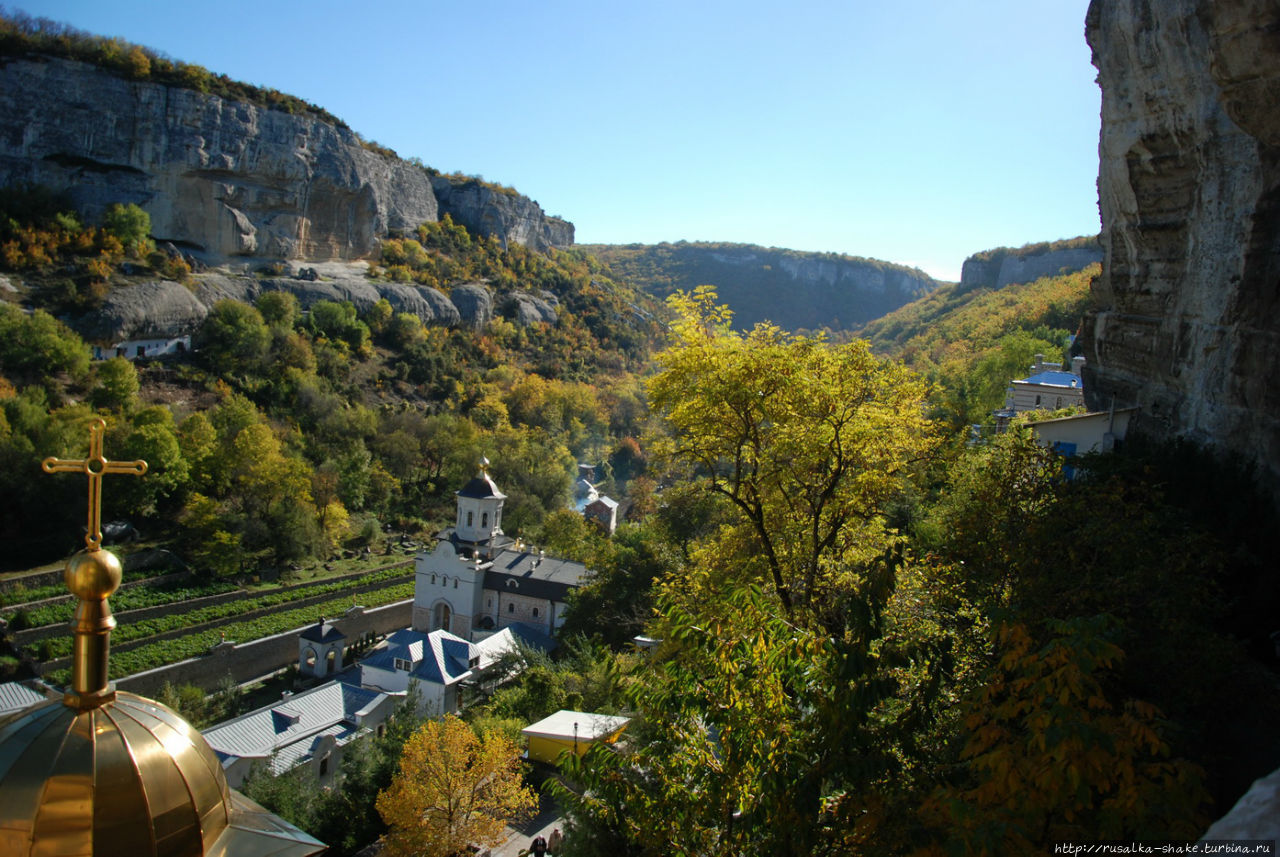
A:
[13,1,1100,280]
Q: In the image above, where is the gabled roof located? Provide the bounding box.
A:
[361,628,476,686]
[473,622,558,672]
[0,680,52,717]
[202,680,386,763]
[484,549,591,602]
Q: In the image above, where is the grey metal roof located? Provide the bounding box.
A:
[202,680,386,763]
[268,723,360,775]
[0,681,50,718]
[484,549,591,602]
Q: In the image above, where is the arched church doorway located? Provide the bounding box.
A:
[433,601,452,632]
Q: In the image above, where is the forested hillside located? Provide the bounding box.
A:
[857,265,1096,430]
[0,198,664,572]
[581,241,938,332]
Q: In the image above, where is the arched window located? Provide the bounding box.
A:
[532,607,539,618]
[482,511,489,528]
[303,647,317,670]
[453,578,458,588]
[508,603,515,614]
[1035,394,1042,406]
[431,574,437,585]
[466,510,474,527]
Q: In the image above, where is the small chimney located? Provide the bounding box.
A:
[1034,353,1046,372]
[1072,355,1086,376]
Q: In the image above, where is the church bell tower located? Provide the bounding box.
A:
[454,458,506,550]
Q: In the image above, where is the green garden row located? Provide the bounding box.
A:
[41,581,414,685]
[36,566,413,659]
[8,579,240,629]
[108,582,414,679]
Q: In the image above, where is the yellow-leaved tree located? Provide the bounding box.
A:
[647,286,937,628]
[376,715,537,857]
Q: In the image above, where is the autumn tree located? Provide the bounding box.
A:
[647,287,937,628]
[917,617,1209,855]
[558,291,953,856]
[376,715,536,857]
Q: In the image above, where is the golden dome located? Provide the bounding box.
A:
[0,692,229,854]
[4,420,326,856]
[0,690,325,857]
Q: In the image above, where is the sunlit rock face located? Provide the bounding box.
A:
[0,57,573,263]
[1081,0,1280,495]
[430,176,574,254]
[959,245,1102,291]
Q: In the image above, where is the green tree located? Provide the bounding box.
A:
[198,300,270,377]
[101,202,151,255]
[89,356,139,411]
[647,288,936,627]
[257,290,300,329]
[0,303,91,387]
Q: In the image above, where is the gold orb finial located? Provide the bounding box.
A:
[64,547,122,601]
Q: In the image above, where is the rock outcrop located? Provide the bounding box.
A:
[430,176,574,253]
[0,56,571,264]
[581,242,939,332]
[959,242,1102,291]
[75,267,538,343]
[448,283,496,330]
[1080,0,1280,496]
[503,291,558,326]
[81,279,209,342]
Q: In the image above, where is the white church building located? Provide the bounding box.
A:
[412,464,591,640]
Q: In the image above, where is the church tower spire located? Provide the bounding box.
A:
[454,457,506,549]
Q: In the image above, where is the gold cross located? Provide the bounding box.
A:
[42,417,147,551]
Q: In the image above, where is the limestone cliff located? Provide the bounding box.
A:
[959,239,1102,291]
[0,55,571,263]
[1081,0,1280,495]
[431,176,574,253]
[581,242,939,331]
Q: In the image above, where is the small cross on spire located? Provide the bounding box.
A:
[42,417,147,551]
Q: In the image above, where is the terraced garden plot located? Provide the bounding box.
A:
[35,564,414,660]
[42,580,416,684]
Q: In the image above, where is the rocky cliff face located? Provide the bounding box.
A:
[581,242,939,331]
[0,56,570,263]
[431,177,574,253]
[959,244,1102,291]
[1081,0,1280,495]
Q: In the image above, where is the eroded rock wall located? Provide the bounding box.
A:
[430,177,574,253]
[959,245,1103,290]
[1081,0,1280,493]
[0,56,572,263]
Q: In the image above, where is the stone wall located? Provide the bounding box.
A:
[115,599,413,696]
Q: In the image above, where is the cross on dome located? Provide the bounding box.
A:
[41,416,147,551]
